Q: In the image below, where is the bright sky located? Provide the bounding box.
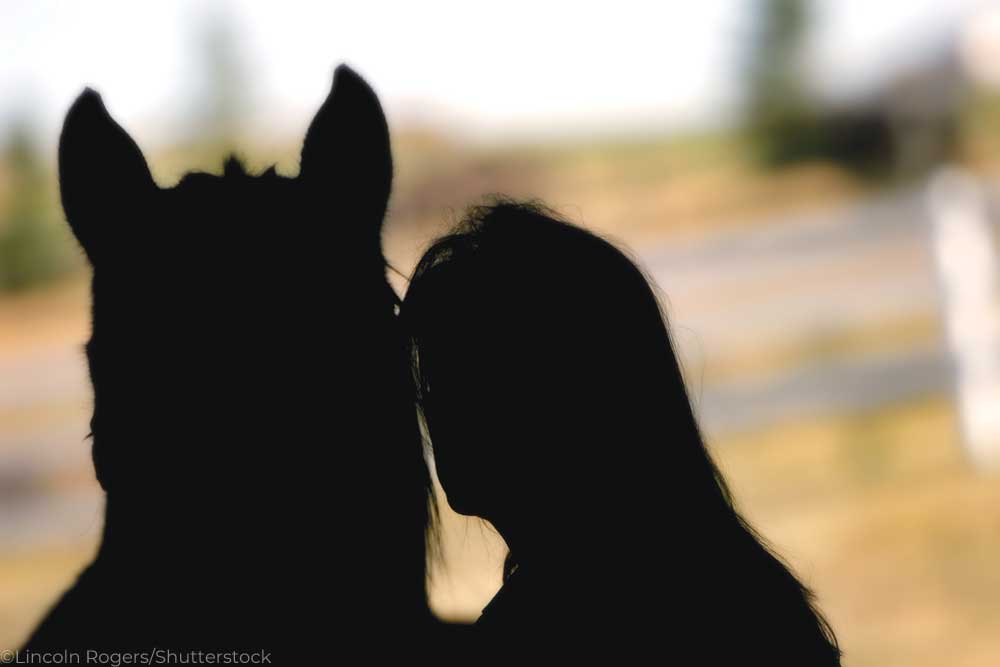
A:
[0,0,986,149]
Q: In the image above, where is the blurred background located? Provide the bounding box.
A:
[3,0,1000,663]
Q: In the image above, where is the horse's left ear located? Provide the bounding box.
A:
[300,65,393,227]
[59,89,156,263]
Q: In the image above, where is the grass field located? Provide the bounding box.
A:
[429,396,1000,667]
[5,394,997,667]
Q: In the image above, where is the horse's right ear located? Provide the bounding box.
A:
[299,65,393,230]
[59,89,155,262]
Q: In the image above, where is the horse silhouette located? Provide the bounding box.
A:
[24,65,435,655]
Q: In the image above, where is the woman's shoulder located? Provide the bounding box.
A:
[475,568,573,629]
[475,572,526,627]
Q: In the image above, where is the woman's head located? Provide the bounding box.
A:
[403,201,725,543]
[403,200,839,658]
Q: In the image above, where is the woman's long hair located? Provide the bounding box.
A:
[403,200,840,660]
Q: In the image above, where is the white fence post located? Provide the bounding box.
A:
[928,167,1000,469]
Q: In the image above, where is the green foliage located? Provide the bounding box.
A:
[0,121,81,292]
[745,0,814,165]
[743,0,899,178]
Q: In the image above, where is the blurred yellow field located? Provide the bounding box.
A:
[5,393,997,667]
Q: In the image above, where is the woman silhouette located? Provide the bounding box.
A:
[403,201,841,663]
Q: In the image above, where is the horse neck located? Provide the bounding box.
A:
[95,487,270,578]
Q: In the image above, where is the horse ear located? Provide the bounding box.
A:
[59,89,155,262]
[299,65,393,226]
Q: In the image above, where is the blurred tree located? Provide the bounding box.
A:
[745,0,816,165]
[744,0,897,177]
[0,118,79,291]
[193,15,250,151]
